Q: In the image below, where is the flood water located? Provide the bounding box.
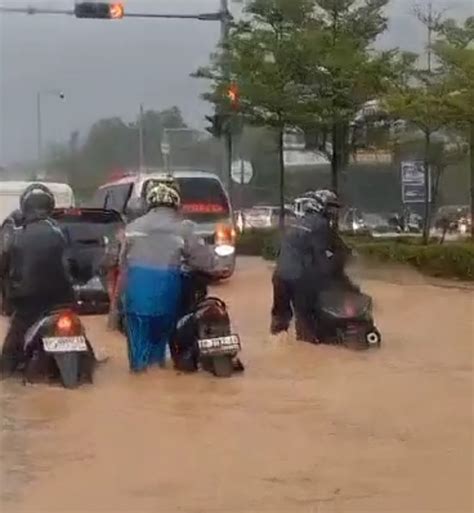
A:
[1,258,473,513]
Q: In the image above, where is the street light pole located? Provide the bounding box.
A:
[35,89,65,178]
[36,91,42,165]
[138,103,145,173]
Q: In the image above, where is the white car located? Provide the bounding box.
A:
[93,170,236,279]
[0,180,75,224]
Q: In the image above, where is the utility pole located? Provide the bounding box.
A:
[470,121,474,240]
[35,89,65,179]
[138,103,145,174]
[36,92,42,167]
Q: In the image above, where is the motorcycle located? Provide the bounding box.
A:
[316,283,381,350]
[22,308,96,388]
[171,245,244,378]
[315,239,381,350]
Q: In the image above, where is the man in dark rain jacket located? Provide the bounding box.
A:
[270,189,341,343]
[0,184,74,376]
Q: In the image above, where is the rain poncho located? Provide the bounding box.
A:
[121,207,214,372]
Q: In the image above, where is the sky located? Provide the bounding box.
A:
[0,0,472,165]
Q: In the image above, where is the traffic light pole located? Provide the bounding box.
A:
[219,0,234,203]
[0,5,227,21]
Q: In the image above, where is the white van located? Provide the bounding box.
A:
[92,170,236,279]
[0,181,75,224]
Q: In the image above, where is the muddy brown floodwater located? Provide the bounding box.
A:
[0,257,473,513]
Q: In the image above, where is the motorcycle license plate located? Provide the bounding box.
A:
[198,335,241,356]
[43,336,87,353]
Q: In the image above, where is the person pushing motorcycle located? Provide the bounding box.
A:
[270,189,342,343]
[0,184,74,376]
[120,177,215,373]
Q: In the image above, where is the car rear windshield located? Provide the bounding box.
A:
[53,209,123,245]
[247,208,272,217]
[145,177,230,222]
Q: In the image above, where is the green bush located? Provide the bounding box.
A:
[356,242,474,280]
[237,229,277,256]
[237,229,474,281]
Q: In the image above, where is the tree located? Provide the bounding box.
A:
[298,0,393,193]
[196,0,316,228]
[433,16,474,238]
[43,107,189,198]
[383,5,456,244]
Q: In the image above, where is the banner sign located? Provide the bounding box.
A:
[401,161,431,203]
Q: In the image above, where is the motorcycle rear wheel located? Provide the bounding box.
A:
[211,355,233,378]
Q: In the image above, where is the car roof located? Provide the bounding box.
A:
[100,169,222,189]
[0,181,73,194]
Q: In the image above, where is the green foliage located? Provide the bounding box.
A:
[238,228,474,280]
[433,18,474,126]
[356,241,474,280]
[44,107,188,197]
[237,229,279,257]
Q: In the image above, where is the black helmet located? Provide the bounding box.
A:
[300,189,341,217]
[20,183,55,218]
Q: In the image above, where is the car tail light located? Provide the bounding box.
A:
[56,311,79,335]
[215,223,236,245]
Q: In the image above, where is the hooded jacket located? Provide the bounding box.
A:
[122,207,215,317]
[0,213,73,306]
[275,211,334,283]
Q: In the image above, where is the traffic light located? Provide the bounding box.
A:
[74,2,124,19]
[227,83,239,111]
[205,114,223,138]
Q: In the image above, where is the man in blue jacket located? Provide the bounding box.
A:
[270,189,341,343]
[120,177,215,372]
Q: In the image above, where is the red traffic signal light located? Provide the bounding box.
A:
[227,83,239,110]
[109,3,124,19]
[74,2,124,19]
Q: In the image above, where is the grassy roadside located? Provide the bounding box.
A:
[237,230,474,281]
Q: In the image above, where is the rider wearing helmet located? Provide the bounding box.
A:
[0,184,74,376]
[121,176,214,372]
[271,189,341,343]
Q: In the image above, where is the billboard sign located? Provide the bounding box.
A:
[401,161,431,203]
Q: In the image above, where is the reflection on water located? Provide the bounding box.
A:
[1,382,38,505]
[0,380,77,507]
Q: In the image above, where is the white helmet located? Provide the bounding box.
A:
[145,177,181,210]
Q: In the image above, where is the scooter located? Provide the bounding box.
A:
[22,308,96,388]
[316,282,381,350]
[171,247,244,378]
[316,239,382,350]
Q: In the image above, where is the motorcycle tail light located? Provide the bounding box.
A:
[215,223,236,246]
[345,301,356,317]
[56,311,79,335]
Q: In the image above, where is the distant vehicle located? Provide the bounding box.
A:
[0,181,75,225]
[340,208,370,235]
[243,205,295,230]
[53,208,125,314]
[362,213,393,234]
[93,170,236,279]
[435,205,471,234]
